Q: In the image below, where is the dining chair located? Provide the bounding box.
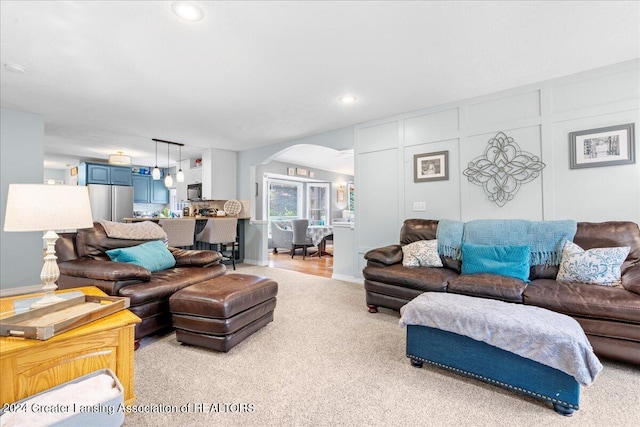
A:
[195,217,238,269]
[291,219,314,259]
[158,218,195,248]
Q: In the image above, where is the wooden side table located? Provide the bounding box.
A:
[0,286,141,406]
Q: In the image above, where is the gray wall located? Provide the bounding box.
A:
[1,107,45,293]
[255,159,353,221]
[354,59,640,276]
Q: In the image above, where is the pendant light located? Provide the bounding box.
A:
[176,145,185,183]
[164,142,173,188]
[152,140,161,180]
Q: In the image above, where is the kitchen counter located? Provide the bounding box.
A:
[122,217,249,265]
[123,216,251,222]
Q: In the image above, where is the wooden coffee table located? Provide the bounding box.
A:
[0,286,140,406]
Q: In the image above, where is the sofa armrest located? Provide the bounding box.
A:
[622,266,640,295]
[58,259,151,282]
[169,248,222,267]
[364,245,403,266]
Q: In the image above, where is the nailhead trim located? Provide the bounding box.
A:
[407,353,579,410]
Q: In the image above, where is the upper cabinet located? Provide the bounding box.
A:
[78,163,132,186]
[132,173,169,204]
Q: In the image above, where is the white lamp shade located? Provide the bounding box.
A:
[164,174,173,188]
[176,169,185,182]
[152,166,161,180]
[3,184,94,232]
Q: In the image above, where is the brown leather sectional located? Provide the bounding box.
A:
[363,219,640,365]
[55,222,226,340]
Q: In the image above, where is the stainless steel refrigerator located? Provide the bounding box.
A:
[87,184,134,222]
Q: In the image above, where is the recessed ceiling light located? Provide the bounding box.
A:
[171,1,204,22]
[4,63,25,74]
[338,94,357,104]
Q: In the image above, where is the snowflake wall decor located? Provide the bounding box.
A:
[463,132,545,207]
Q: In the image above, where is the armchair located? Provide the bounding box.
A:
[269,221,293,253]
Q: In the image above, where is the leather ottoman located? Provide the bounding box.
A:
[169,274,278,352]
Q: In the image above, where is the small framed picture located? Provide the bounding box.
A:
[569,123,635,169]
[287,167,295,176]
[309,171,315,178]
[296,167,308,176]
[414,151,448,182]
[337,187,345,203]
[70,166,78,176]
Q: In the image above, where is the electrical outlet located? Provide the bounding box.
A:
[413,201,426,211]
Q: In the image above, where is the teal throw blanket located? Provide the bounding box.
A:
[436,219,465,260]
[436,219,577,265]
[463,219,577,265]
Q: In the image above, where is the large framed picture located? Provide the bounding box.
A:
[569,123,635,169]
[414,151,448,182]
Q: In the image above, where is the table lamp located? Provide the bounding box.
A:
[3,184,94,308]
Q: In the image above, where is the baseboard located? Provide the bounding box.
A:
[243,259,269,267]
[0,284,44,298]
[331,274,364,284]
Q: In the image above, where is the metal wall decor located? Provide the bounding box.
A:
[463,132,545,207]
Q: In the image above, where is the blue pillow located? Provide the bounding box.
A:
[461,243,530,282]
[106,240,176,272]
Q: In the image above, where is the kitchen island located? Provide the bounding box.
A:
[123,217,249,264]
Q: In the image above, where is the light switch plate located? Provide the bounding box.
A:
[413,201,426,211]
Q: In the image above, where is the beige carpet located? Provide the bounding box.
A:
[126,265,640,426]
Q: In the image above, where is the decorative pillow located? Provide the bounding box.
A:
[556,241,630,286]
[402,240,443,267]
[461,243,530,282]
[106,240,176,272]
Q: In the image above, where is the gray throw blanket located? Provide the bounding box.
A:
[399,293,602,386]
[97,219,167,241]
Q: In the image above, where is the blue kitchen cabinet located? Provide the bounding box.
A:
[111,166,132,185]
[132,175,151,203]
[79,163,132,186]
[151,179,169,203]
[132,174,168,204]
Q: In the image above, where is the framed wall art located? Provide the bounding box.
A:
[414,151,448,182]
[287,167,295,176]
[296,167,308,177]
[70,166,78,176]
[569,123,635,169]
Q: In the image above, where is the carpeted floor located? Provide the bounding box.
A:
[126,265,640,426]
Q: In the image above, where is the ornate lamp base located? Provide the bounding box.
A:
[31,230,65,309]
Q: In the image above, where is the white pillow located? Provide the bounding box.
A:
[402,240,443,267]
[557,241,630,287]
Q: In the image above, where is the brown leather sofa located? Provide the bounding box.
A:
[55,222,226,340]
[363,219,640,365]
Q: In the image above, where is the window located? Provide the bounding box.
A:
[267,179,303,222]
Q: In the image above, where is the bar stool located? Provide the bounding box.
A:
[159,218,196,249]
[196,218,238,270]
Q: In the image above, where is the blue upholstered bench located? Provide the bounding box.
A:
[400,293,602,416]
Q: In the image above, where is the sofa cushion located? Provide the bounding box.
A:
[106,240,176,272]
[461,243,530,282]
[447,273,528,303]
[524,279,640,324]
[557,241,630,287]
[402,240,443,267]
[118,265,226,306]
[363,264,456,292]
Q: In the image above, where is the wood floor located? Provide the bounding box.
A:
[267,246,333,278]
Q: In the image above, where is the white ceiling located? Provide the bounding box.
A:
[1,1,639,173]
